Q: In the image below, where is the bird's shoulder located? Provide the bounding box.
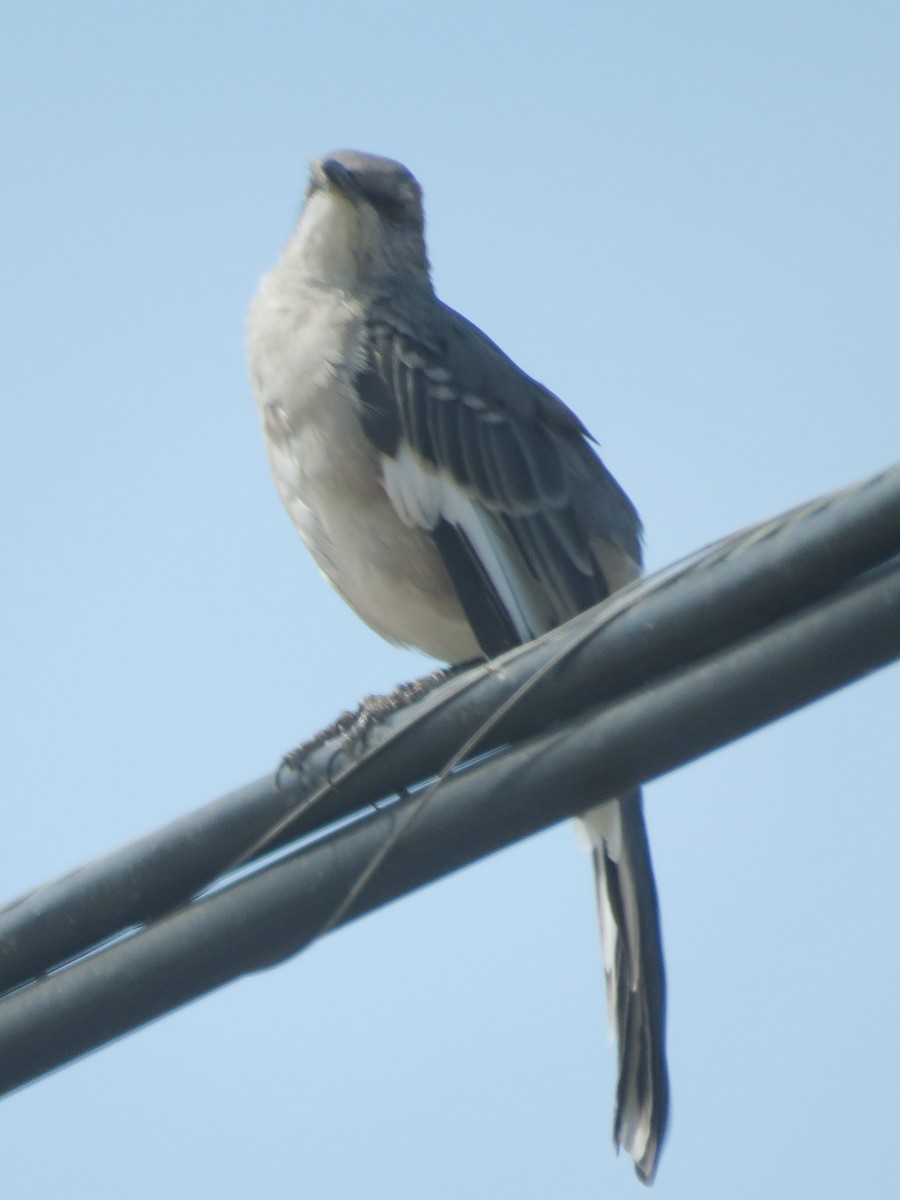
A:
[356,286,643,571]
[365,290,592,443]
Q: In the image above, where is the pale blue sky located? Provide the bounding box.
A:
[2,3,899,1197]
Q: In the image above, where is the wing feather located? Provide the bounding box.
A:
[358,307,638,653]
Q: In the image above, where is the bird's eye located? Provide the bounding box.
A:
[370,193,407,225]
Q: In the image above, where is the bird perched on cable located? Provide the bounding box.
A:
[247,150,668,1183]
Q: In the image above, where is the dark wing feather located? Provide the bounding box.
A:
[430,519,523,657]
[357,295,642,654]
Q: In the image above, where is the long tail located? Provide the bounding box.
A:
[579,789,668,1184]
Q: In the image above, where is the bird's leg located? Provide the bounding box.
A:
[280,662,477,772]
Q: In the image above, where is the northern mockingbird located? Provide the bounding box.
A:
[247,150,669,1183]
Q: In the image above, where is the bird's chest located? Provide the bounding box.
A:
[249,288,379,508]
[246,276,480,660]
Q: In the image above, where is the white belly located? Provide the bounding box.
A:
[248,280,480,663]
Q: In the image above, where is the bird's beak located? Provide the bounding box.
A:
[315,158,364,204]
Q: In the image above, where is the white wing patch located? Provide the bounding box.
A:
[381,443,550,644]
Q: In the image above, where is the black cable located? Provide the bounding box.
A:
[2,463,899,996]
[0,544,898,1097]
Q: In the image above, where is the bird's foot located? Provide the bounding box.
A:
[281,663,472,772]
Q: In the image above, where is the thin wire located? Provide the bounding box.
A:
[157,471,889,945]
[311,474,889,937]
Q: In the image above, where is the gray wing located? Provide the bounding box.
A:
[355,294,668,1183]
[355,295,642,656]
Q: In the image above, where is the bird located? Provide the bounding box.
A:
[247,150,668,1183]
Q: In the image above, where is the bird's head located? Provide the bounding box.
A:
[287,150,430,288]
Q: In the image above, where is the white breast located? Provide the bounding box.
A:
[247,273,480,663]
